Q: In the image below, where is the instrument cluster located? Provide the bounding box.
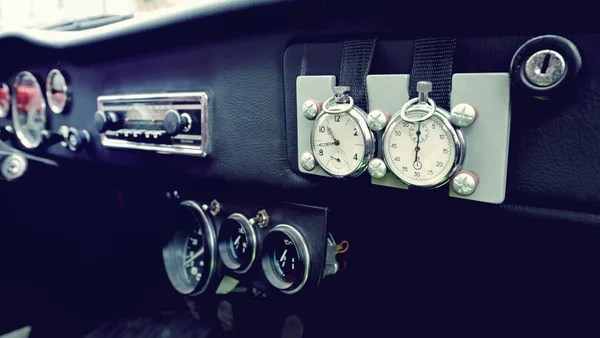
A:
[0,69,83,153]
[163,198,344,296]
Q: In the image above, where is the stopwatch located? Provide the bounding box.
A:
[382,82,465,188]
[310,87,375,178]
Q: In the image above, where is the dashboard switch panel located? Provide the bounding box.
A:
[367,74,511,204]
[97,93,208,156]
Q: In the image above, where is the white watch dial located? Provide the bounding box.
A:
[311,112,366,177]
[384,111,456,187]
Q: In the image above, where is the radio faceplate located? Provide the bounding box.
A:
[97,92,208,156]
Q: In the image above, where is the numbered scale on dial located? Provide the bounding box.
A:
[308,86,375,178]
[369,82,468,189]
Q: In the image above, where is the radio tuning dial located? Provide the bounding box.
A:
[164,110,192,136]
[94,111,121,133]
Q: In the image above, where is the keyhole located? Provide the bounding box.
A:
[540,53,551,74]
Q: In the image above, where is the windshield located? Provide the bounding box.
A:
[0,0,197,31]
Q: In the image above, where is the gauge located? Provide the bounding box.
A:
[0,83,11,118]
[12,71,46,149]
[163,200,217,295]
[46,69,69,114]
[310,107,375,178]
[261,224,310,294]
[382,109,465,188]
[218,213,257,273]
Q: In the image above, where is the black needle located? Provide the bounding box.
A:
[318,142,337,146]
[414,123,421,162]
[330,156,341,162]
[327,127,340,146]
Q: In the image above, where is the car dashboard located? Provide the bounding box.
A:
[1,1,600,337]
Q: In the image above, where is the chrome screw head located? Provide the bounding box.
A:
[368,158,387,179]
[302,99,320,120]
[524,50,566,87]
[367,110,388,131]
[300,151,316,171]
[450,103,478,128]
[451,171,479,196]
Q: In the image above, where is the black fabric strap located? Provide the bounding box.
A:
[339,38,377,110]
[409,37,457,110]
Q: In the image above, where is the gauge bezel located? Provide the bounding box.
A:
[261,224,310,294]
[218,213,258,274]
[309,107,375,178]
[163,200,217,296]
[0,83,11,118]
[12,71,46,149]
[382,108,466,189]
[46,69,69,114]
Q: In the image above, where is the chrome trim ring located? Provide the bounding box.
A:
[12,71,46,149]
[261,224,310,295]
[218,213,257,274]
[163,200,217,295]
[46,69,69,114]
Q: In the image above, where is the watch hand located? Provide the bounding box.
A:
[414,123,422,163]
[326,127,340,145]
[185,247,205,265]
[330,156,341,162]
[318,142,337,146]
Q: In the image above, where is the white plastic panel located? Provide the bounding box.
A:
[366,73,511,204]
[449,73,511,204]
[296,76,336,177]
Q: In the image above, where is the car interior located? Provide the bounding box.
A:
[1,1,599,337]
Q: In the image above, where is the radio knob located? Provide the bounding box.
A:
[164,110,192,136]
[94,111,121,133]
[67,128,90,152]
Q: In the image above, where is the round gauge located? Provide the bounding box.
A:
[310,108,375,178]
[383,109,465,188]
[261,224,310,294]
[218,213,257,273]
[12,71,46,149]
[0,83,11,118]
[46,69,69,114]
[163,200,217,295]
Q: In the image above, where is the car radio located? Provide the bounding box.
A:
[94,92,208,156]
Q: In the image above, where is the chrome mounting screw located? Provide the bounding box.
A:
[524,50,566,87]
[302,99,320,120]
[368,158,387,179]
[451,171,479,196]
[450,103,478,128]
[300,151,316,171]
[367,110,388,131]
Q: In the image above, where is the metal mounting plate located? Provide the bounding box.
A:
[366,73,511,204]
